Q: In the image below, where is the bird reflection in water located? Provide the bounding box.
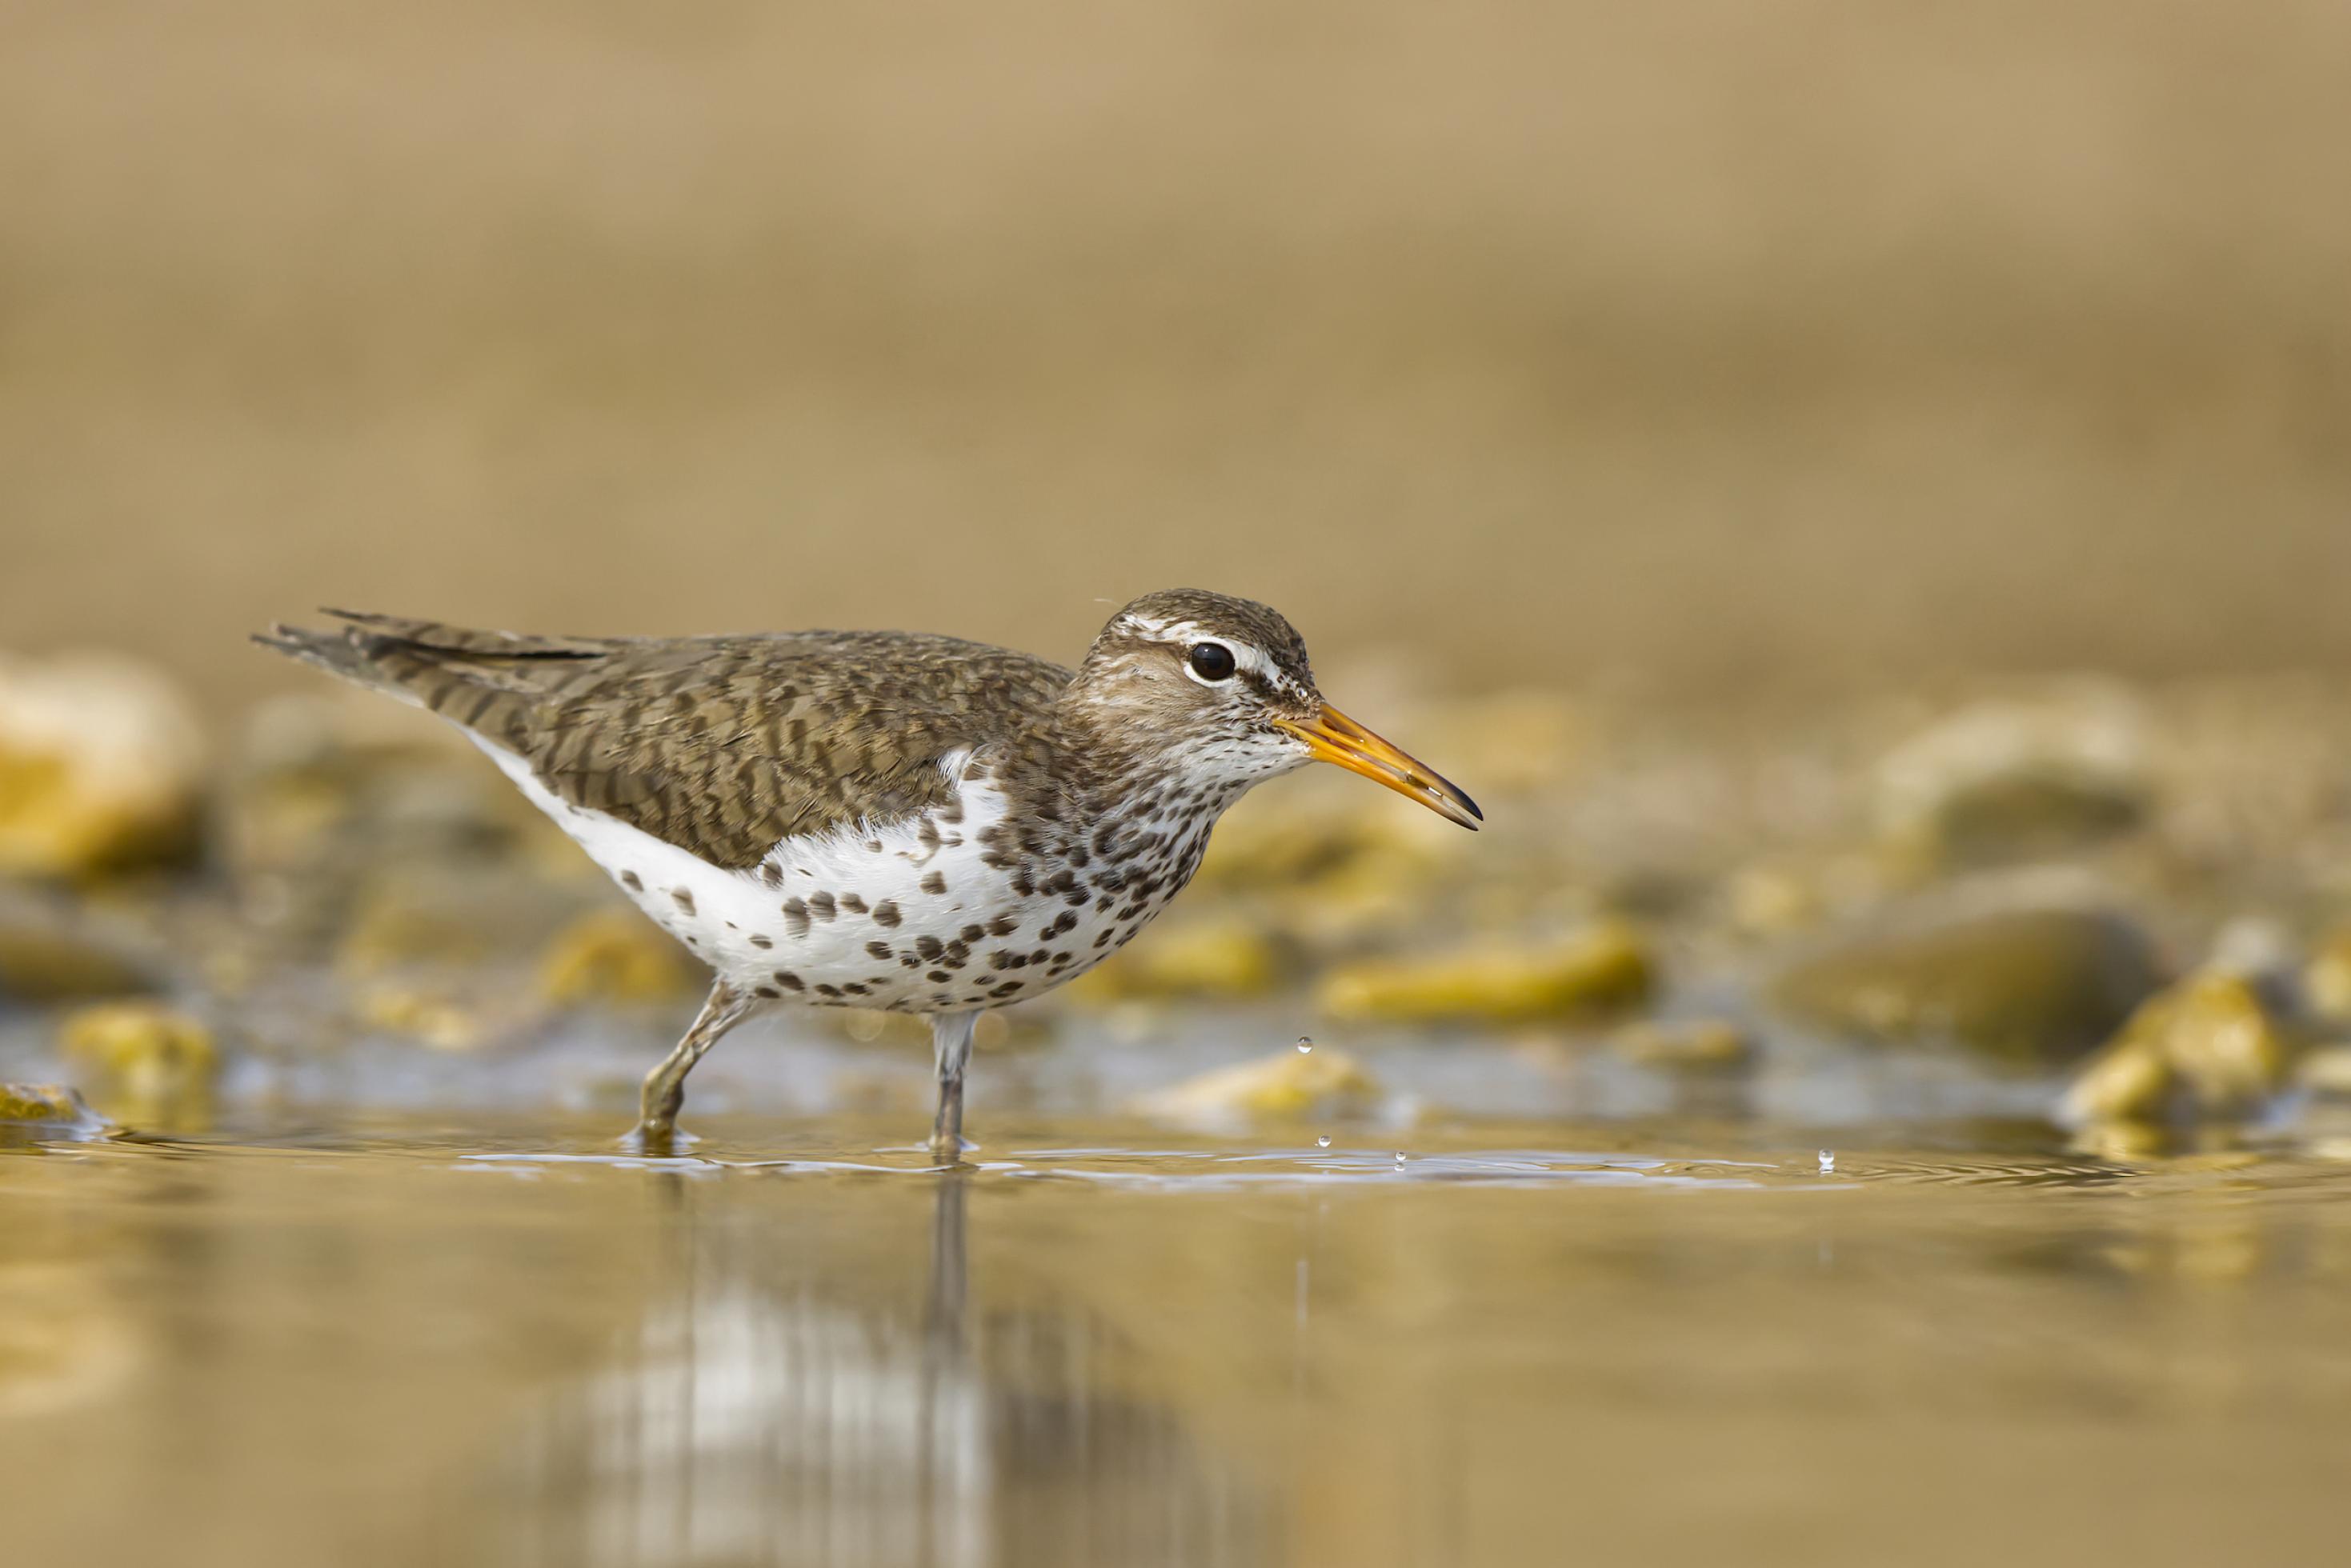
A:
[504,1173,1269,1568]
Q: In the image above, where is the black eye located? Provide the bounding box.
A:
[1188,642,1237,682]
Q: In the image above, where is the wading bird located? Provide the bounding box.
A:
[260,590,1478,1160]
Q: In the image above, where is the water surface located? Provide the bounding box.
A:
[5,1109,2347,1567]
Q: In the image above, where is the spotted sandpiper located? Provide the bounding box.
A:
[258,590,1479,1160]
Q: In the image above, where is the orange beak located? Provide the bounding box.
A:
[1275,703,1483,830]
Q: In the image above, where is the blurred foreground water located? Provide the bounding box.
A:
[5,1112,2351,1567]
[8,657,2351,1562]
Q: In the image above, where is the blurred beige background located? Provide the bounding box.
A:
[4,1,2347,704]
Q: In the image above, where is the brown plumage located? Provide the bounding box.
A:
[257,612,1076,868]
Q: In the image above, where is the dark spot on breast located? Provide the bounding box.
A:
[865,839,884,854]
[815,983,842,999]
[1011,873,1035,898]
[1094,931,1115,948]
[754,986,781,999]
[808,891,836,921]
[839,894,867,914]
[871,900,903,927]
[761,864,783,890]
[772,971,804,992]
[671,889,697,916]
[988,914,1020,937]
[990,982,1023,998]
[749,934,773,950]
[960,924,985,945]
[915,935,945,961]
[781,898,810,938]
[927,970,952,983]
[990,951,1017,970]
[921,871,948,896]
[619,870,643,892]
[900,954,921,968]
[866,941,895,960]
[841,982,869,996]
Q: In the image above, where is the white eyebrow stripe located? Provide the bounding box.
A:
[1119,617,1273,674]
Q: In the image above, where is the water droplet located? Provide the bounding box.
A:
[1296,1037,1314,1054]
[1394,1151,1408,1167]
[1817,1149,1836,1175]
[1316,1135,1332,1149]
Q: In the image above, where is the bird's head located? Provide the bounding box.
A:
[1070,589,1481,829]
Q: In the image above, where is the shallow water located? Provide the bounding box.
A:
[5,1105,2349,1568]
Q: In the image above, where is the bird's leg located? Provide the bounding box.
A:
[927,1010,979,1165]
[631,981,755,1153]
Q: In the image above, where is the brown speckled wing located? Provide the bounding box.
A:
[259,611,1074,869]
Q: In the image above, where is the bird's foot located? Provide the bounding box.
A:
[621,1120,694,1158]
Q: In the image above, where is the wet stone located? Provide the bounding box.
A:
[0,651,206,878]
[1317,920,1654,1026]
[1612,1018,1754,1074]
[535,908,702,1006]
[58,1002,220,1106]
[1069,918,1288,1002]
[1772,903,2162,1065]
[1874,691,2150,867]
[0,903,161,1002]
[2059,971,2291,1128]
[0,1082,110,1137]
[1133,1044,1385,1126]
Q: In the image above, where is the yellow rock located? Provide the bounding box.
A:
[1070,919,1286,1002]
[58,1002,218,1100]
[353,985,491,1052]
[1724,866,1823,939]
[2304,930,2351,1024]
[1133,1045,1383,1124]
[1612,1018,1753,1074]
[2059,971,2289,1126]
[2296,1044,2351,1098]
[0,653,205,878]
[0,1082,106,1129]
[2057,1035,2174,1127]
[536,908,701,1005]
[1318,922,1654,1025]
[1192,776,1464,894]
[2157,974,2288,1111]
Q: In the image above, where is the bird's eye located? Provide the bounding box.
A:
[1188,642,1237,682]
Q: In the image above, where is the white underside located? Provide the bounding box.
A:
[472,738,1157,1014]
